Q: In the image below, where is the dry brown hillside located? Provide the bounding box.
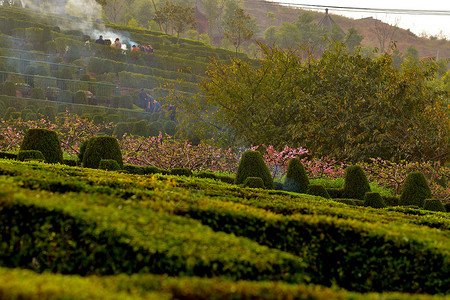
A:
[243,0,450,58]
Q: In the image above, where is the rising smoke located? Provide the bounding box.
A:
[18,0,134,49]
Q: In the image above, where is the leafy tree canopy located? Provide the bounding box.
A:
[179,42,449,163]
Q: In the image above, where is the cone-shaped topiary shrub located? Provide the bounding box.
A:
[283,158,309,193]
[364,192,387,208]
[20,128,63,163]
[82,136,123,169]
[307,184,330,199]
[399,171,432,207]
[170,168,193,177]
[243,177,265,189]
[423,199,446,212]
[98,159,121,171]
[343,165,371,200]
[17,150,45,162]
[235,150,273,189]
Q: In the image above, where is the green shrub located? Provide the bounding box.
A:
[243,177,265,189]
[98,159,121,171]
[30,87,45,99]
[164,120,177,136]
[123,164,145,175]
[10,111,21,120]
[82,136,123,169]
[93,114,105,125]
[343,165,371,200]
[364,192,387,208]
[78,138,92,163]
[132,120,149,137]
[399,171,432,207]
[63,159,78,167]
[106,114,120,123]
[17,150,45,162]
[0,151,17,160]
[57,90,73,103]
[113,122,131,138]
[2,81,16,96]
[217,175,235,185]
[42,106,56,122]
[283,158,309,193]
[382,195,399,206]
[119,95,133,109]
[423,199,446,212]
[148,121,163,136]
[20,128,63,164]
[3,107,16,120]
[445,202,450,213]
[74,90,88,105]
[235,151,273,189]
[196,171,217,180]
[170,168,192,177]
[307,184,330,199]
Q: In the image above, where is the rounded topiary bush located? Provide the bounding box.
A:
[148,121,163,137]
[20,128,63,163]
[170,167,193,177]
[82,136,123,169]
[243,177,265,189]
[307,184,330,199]
[30,87,45,99]
[74,90,88,105]
[399,171,432,207]
[164,120,177,136]
[113,122,131,138]
[235,150,273,189]
[98,159,121,171]
[284,158,309,193]
[423,199,446,212]
[17,150,45,162]
[364,192,387,208]
[57,90,73,103]
[132,120,149,137]
[343,165,371,200]
[93,114,105,125]
[2,81,16,96]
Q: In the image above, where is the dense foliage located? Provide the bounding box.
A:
[182,43,449,162]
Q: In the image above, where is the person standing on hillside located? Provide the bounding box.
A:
[152,98,162,113]
[95,35,105,45]
[112,37,121,48]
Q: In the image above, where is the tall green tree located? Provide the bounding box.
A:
[223,7,255,52]
[180,42,449,162]
[344,27,363,54]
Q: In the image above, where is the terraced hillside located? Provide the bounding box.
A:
[0,159,449,299]
[0,5,253,132]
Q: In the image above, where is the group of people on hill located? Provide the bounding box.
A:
[138,88,176,121]
[139,88,161,114]
[132,44,154,53]
[94,35,153,53]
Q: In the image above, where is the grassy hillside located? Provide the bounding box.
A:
[244,0,450,58]
[0,159,449,299]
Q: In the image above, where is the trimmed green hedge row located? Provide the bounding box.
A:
[118,71,200,94]
[87,57,203,83]
[2,267,446,300]
[0,177,307,283]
